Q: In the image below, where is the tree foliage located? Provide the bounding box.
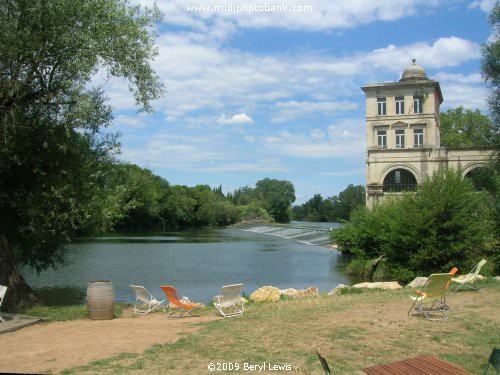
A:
[482,2,500,129]
[333,168,495,282]
[96,167,290,229]
[0,0,164,310]
[226,179,295,223]
[254,178,295,223]
[292,185,365,222]
[440,107,497,148]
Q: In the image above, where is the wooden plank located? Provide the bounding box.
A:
[363,356,472,375]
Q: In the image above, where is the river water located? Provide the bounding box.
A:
[21,224,351,306]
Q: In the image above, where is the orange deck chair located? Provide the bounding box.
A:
[440,266,458,310]
[160,285,202,318]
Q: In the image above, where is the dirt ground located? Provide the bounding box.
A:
[0,288,498,374]
[0,309,215,374]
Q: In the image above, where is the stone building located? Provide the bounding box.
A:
[361,59,496,207]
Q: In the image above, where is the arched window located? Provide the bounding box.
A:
[383,169,417,192]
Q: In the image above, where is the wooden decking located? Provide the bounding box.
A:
[362,355,472,375]
[0,313,43,334]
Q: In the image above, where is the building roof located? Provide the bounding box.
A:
[400,59,428,81]
[360,59,443,104]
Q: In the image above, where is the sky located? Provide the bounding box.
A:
[101,0,496,204]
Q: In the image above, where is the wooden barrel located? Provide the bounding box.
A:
[87,280,115,320]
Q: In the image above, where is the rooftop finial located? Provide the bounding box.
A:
[412,58,416,64]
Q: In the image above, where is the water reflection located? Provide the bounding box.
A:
[33,286,86,306]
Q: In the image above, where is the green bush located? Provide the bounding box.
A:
[372,260,392,280]
[333,168,496,281]
[345,258,372,278]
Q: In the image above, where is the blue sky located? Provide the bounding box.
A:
[101,0,496,204]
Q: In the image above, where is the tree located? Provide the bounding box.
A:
[255,178,295,223]
[292,185,365,222]
[440,107,497,148]
[0,0,163,310]
[292,194,324,222]
[334,185,366,221]
[112,164,171,230]
[333,168,495,282]
[482,2,500,131]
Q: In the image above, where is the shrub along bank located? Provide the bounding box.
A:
[332,168,498,282]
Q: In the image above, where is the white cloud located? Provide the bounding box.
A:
[121,134,231,169]
[435,72,483,84]
[200,161,289,173]
[139,33,480,122]
[319,168,366,176]
[137,0,458,32]
[263,120,365,159]
[353,37,481,76]
[468,0,496,13]
[113,114,153,129]
[435,72,489,110]
[119,129,290,174]
[271,100,358,122]
[217,113,254,125]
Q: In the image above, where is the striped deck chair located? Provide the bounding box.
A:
[408,273,453,320]
[453,259,487,292]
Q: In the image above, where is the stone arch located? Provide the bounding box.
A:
[380,166,419,193]
[461,162,489,179]
[463,163,494,192]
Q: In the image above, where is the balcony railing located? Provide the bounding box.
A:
[383,184,417,192]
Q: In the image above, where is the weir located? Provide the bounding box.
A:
[241,223,336,247]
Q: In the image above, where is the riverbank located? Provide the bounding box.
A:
[1,280,498,374]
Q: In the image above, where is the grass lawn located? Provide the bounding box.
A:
[27,281,500,374]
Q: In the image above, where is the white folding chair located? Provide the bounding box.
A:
[129,285,165,314]
[213,284,244,318]
[452,259,487,292]
[0,285,7,323]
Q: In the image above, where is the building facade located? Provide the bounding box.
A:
[362,59,496,207]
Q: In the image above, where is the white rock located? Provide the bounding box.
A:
[250,286,281,302]
[280,287,319,298]
[352,281,402,290]
[328,284,350,295]
[280,288,298,297]
[453,274,486,282]
[406,277,428,288]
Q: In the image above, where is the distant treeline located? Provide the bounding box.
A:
[95,163,297,231]
[291,185,365,222]
[87,163,363,232]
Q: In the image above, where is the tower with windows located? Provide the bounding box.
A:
[361,60,495,207]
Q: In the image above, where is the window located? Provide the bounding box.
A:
[383,169,417,192]
[395,97,405,115]
[413,96,423,114]
[377,98,386,116]
[377,130,387,148]
[394,170,401,184]
[395,129,405,148]
[414,129,423,147]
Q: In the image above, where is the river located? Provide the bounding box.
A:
[21,224,351,306]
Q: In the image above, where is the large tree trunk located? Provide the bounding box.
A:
[0,232,39,312]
